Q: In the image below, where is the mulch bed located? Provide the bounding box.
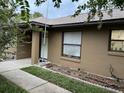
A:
[45,63,124,92]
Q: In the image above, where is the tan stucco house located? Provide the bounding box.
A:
[17,9,124,79]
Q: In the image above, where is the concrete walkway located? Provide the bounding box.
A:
[0,59,71,93]
[0,59,32,73]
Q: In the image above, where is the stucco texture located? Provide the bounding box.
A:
[48,24,124,79]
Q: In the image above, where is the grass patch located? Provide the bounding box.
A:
[22,66,114,93]
[0,75,27,93]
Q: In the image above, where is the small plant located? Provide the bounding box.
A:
[109,64,123,83]
[119,48,122,51]
[78,68,81,72]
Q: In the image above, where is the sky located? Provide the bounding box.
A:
[28,0,88,19]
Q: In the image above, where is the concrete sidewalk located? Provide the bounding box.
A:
[0,59,31,73]
[0,59,71,93]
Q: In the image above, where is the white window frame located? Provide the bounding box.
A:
[62,32,82,59]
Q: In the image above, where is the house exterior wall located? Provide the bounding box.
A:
[16,43,31,59]
[82,27,124,79]
[48,31,81,68]
[16,31,32,59]
[48,25,124,79]
[31,31,40,64]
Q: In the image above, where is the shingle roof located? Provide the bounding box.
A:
[31,9,124,25]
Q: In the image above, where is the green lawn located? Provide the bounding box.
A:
[22,66,114,93]
[0,75,27,93]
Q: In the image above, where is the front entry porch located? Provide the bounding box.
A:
[31,31,48,64]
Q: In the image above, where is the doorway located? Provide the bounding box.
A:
[40,33,48,62]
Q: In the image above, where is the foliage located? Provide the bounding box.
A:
[0,75,27,93]
[22,66,113,93]
[16,0,30,21]
[109,64,123,82]
[14,0,79,21]
[0,27,17,59]
[0,0,18,60]
[30,12,43,19]
[0,0,17,24]
[1,0,124,22]
[15,12,43,22]
[15,0,124,21]
[0,0,42,60]
[73,0,124,21]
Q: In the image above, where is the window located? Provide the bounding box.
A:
[110,30,124,52]
[62,32,82,59]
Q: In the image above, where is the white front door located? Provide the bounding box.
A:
[40,35,48,59]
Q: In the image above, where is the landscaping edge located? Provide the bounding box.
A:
[40,66,122,93]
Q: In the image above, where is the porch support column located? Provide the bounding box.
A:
[31,31,40,64]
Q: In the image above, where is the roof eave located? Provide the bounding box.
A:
[19,18,124,29]
[50,18,124,28]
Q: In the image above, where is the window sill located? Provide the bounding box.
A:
[108,51,124,57]
[60,56,81,63]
